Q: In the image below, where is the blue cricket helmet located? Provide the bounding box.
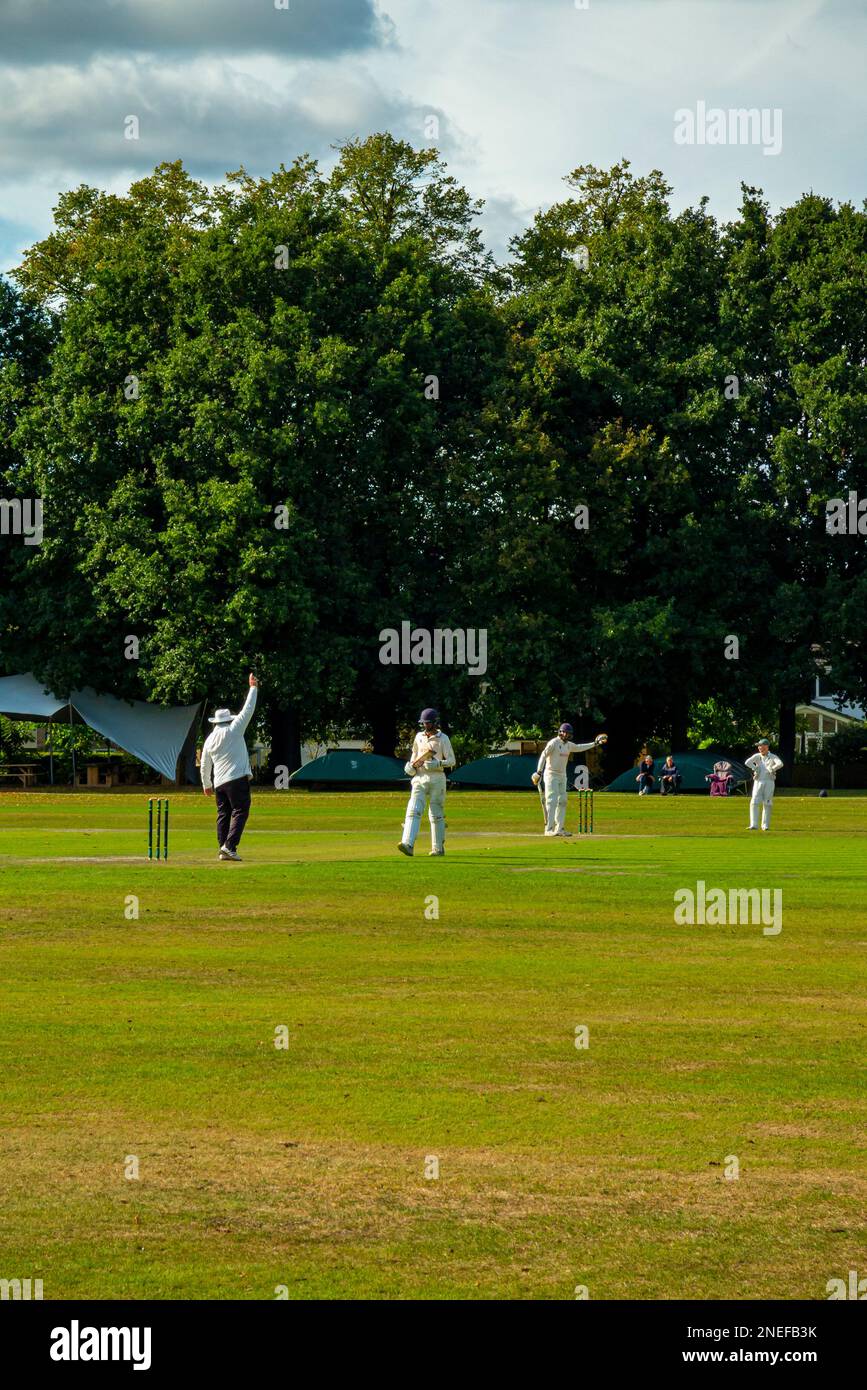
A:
[559,722,573,736]
[420,708,439,725]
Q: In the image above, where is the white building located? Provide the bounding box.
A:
[796,677,865,753]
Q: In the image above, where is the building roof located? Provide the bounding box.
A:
[798,699,865,724]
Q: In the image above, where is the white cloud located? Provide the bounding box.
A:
[0,55,424,180]
[0,0,864,274]
[369,0,865,242]
[0,0,392,61]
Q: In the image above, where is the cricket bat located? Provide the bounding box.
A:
[536,773,547,827]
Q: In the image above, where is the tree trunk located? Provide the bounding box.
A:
[599,704,646,785]
[371,701,398,758]
[573,707,595,744]
[268,703,302,778]
[777,697,796,788]
[176,719,200,785]
[670,691,690,753]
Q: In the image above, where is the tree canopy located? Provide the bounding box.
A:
[2,142,864,775]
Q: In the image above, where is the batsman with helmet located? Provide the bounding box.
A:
[532,723,608,836]
[398,708,456,857]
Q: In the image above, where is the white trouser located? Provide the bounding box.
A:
[750,783,775,829]
[544,771,568,832]
[403,772,447,851]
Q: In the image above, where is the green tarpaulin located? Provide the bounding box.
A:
[290,751,408,785]
[449,754,540,788]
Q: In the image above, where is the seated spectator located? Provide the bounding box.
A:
[659,755,681,795]
[635,755,655,795]
[705,760,734,796]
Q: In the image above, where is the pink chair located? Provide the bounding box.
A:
[706,760,734,796]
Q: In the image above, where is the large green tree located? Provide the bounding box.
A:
[0,277,56,677]
[721,188,867,777]
[4,148,863,781]
[498,162,750,771]
[10,162,353,768]
[323,134,504,753]
[7,140,506,766]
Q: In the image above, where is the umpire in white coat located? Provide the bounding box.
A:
[744,737,784,831]
[200,673,259,860]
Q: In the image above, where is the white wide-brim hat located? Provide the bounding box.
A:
[209,709,233,724]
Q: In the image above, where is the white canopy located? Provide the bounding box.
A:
[0,673,201,780]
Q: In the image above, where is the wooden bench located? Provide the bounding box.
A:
[78,762,121,788]
[0,762,40,787]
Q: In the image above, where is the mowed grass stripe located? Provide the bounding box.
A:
[0,791,864,1298]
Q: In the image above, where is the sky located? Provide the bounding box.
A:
[0,0,864,272]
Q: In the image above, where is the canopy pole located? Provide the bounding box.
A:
[49,720,54,785]
[69,701,76,788]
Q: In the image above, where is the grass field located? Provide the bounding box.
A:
[1,788,865,1301]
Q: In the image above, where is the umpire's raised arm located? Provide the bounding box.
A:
[231,672,259,734]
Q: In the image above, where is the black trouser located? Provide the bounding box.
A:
[215,776,251,850]
[660,775,679,795]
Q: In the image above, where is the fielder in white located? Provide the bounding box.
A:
[532,723,608,836]
[398,708,456,857]
[745,737,784,831]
